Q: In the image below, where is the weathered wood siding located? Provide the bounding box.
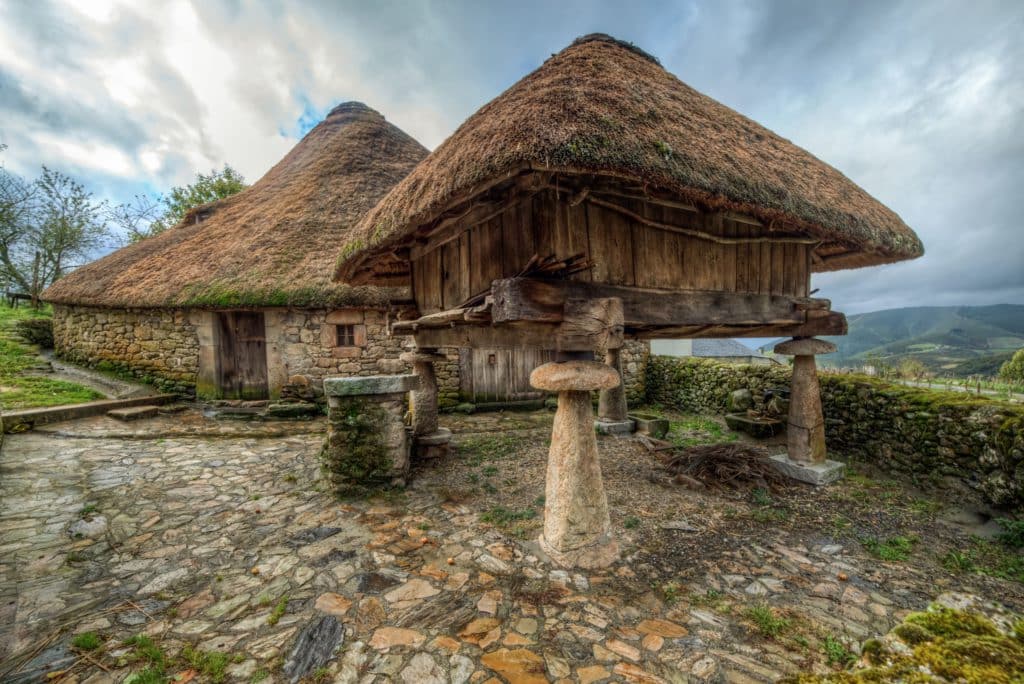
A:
[411,190,811,314]
[459,348,556,403]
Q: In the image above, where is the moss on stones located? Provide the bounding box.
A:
[321,397,394,496]
[780,605,1024,683]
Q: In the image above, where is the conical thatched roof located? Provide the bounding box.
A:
[45,102,427,308]
[336,34,922,283]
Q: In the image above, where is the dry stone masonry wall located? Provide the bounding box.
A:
[52,304,199,394]
[644,356,1024,507]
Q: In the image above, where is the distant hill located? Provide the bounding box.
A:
[766,304,1024,376]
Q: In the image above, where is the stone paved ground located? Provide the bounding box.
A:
[1,408,1021,683]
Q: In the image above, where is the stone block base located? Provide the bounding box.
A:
[323,374,418,495]
[595,419,635,435]
[415,428,452,460]
[630,414,669,439]
[539,533,620,569]
[769,453,845,485]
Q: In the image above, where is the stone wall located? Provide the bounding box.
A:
[52,304,199,394]
[619,340,650,405]
[644,355,1024,507]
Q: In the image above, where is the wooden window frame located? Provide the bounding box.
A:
[335,323,367,348]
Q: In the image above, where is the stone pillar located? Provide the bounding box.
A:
[530,360,621,568]
[400,349,452,459]
[322,374,419,494]
[770,337,844,485]
[596,347,634,435]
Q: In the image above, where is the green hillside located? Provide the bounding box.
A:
[790,304,1024,376]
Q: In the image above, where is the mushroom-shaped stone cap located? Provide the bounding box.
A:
[530,361,621,392]
[773,337,837,356]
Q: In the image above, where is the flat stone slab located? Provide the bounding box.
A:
[595,419,635,435]
[630,414,669,439]
[107,406,159,421]
[2,394,177,432]
[770,453,845,485]
[415,428,452,446]
[323,374,419,397]
[725,413,784,439]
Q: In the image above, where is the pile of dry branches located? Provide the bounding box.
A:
[640,437,790,493]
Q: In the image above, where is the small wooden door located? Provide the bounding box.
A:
[460,348,555,403]
[215,311,269,400]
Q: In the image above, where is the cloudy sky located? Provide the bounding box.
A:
[1,0,1021,315]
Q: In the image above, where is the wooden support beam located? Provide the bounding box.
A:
[491,278,824,329]
[636,310,847,340]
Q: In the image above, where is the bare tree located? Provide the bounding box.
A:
[0,158,111,306]
[108,193,163,243]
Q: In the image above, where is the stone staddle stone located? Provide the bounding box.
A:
[530,360,620,392]
[773,337,837,356]
[530,361,620,569]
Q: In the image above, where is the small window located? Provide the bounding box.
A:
[336,324,356,347]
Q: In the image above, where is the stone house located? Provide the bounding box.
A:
[43,103,436,401]
[650,338,780,366]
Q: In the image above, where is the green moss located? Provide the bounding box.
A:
[780,606,1024,683]
[322,398,393,495]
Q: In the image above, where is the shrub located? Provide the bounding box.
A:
[14,317,54,348]
[999,348,1024,383]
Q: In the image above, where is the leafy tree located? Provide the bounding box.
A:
[0,158,110,305]
[1000,348,1024,384]
[143,165,246,239]
[898,357,928,381]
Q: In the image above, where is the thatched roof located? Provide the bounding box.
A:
[336,34,922,283]
[44,102,427,308]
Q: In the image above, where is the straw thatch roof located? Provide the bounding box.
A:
[336,34,922,284]
[44,102,427,308]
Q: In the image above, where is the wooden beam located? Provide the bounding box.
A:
[491,278,824,329]
[635,310,847,340]
[409,319,623,352]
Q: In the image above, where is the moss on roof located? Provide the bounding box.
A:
[44,102,427,308]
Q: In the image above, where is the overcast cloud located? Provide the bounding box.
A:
[1,0,1021,314]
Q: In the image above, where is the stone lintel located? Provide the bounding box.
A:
[324,374,419,397]
[530,361,620,392]
[774,337,837,356]
[769,453,845,485]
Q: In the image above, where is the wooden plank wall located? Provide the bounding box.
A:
[459,347,555,403]
[411,190,809,314]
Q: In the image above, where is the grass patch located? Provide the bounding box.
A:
[822,635,856,667]
[480,506,537,526]
[0,305,102,409]
[861,535,917,561]
[667,416,738,447]
[267,596,288,626]
[181,645,230,684]
[623,516,640,529]
[457,433,520,465]
[71,632,102,651]
[746,604,791,638]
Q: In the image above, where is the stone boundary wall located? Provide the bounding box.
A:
[52,304,200,394]
[643,355,1024,507]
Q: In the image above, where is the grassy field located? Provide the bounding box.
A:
[0,304,103,410]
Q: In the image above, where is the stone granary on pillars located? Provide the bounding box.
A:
[43,103,428,401]
[334,34,924,566]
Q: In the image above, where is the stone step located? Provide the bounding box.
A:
[107,405,160,421]
[2,394,177,432]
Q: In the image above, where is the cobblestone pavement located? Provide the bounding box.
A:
[0,409,1019,683]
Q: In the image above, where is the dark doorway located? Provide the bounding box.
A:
[215,311,269,399]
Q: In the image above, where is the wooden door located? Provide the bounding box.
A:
[215,311,269,400]
[460,348,555,404]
